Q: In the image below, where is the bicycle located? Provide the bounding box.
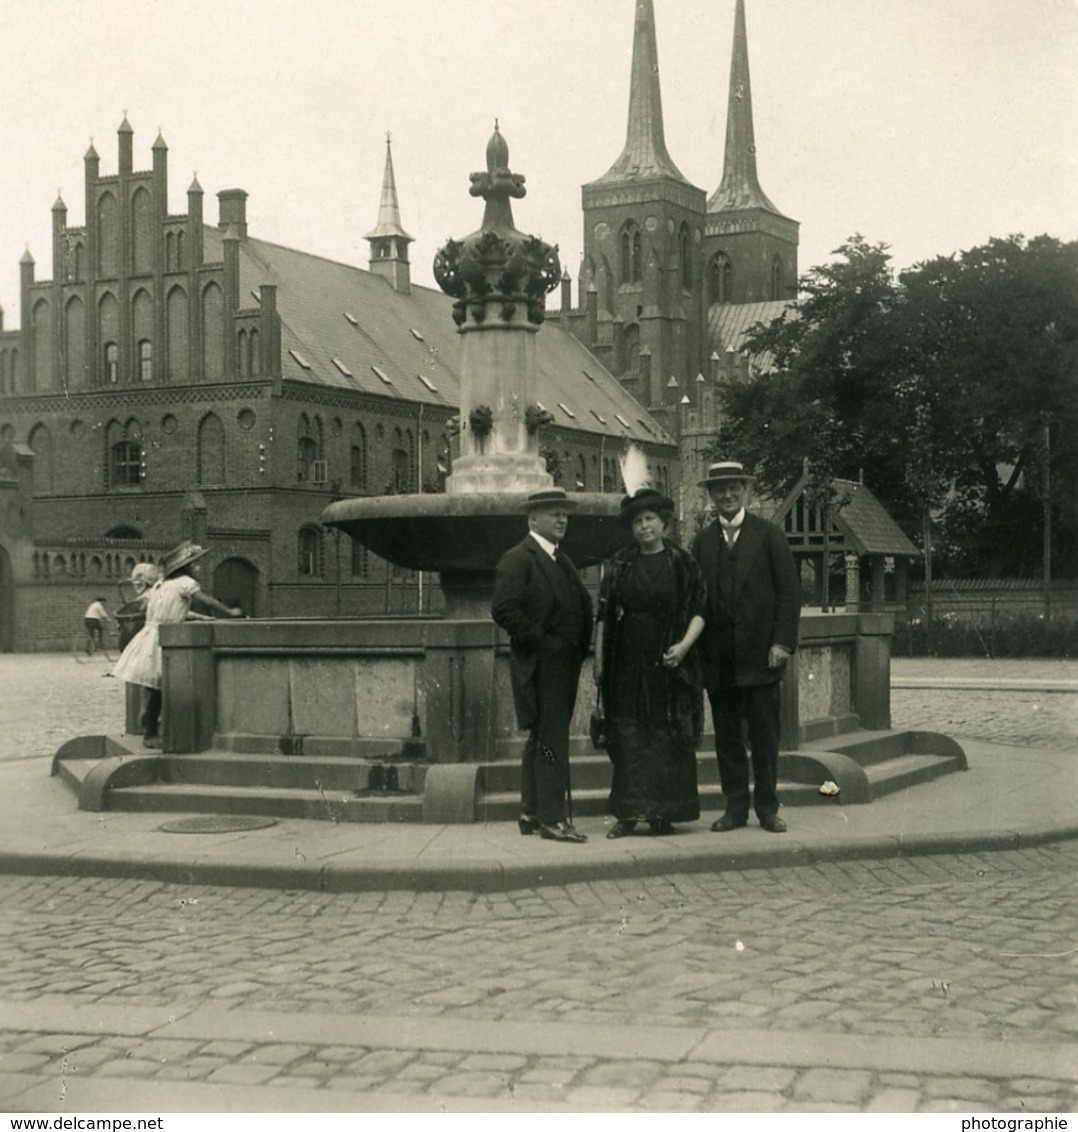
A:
[72,623,117,664]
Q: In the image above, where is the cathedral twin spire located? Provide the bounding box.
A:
[593,0,788,219]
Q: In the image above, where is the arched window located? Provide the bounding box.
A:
[138,340,153,382]
[104,342,119,384]
[349,422,367,490]
[298,526,323,577]
[247,328,260,376]
[28,424,54,493]
[575,454,587,491]
[770,255,783,300]
[97,192,118,277]
[620,222,643,284]
[110,440,141,487]
[166,285,189,381]
[31,297,52,391]
[176,230,186,271]
[201,281,224,378]
[197,413,226,485]
[391,447,409,493]
[679,223,692,290]
[131,187,153,275]
[296,414,323,483]
[64,295,87,387]
[709,253,733,305]
[350,540,369,578]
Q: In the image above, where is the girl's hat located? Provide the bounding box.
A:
[161,540,208,578]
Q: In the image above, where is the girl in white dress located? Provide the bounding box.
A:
[114,541,241,747]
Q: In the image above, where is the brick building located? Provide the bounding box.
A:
[557,0,799,519]
[0,125,675,651]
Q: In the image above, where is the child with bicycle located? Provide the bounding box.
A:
[113,541,242,748]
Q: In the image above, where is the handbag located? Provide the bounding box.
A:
[589,684,607,751]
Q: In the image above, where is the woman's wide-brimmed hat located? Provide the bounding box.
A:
[524,487,578,512]
[618,487,675,528]
[698,460,755,488]
[161,540,208,578]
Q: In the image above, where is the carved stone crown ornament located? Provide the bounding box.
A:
[433,123,561,327]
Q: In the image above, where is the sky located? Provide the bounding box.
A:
[0,0,1075,316]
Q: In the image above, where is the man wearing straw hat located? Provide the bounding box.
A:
[693,461,801,833]
[492,488,594,843]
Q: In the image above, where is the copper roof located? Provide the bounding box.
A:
[588,0,691,187]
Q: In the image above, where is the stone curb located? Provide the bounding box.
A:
[3,998,1076,1083]
[892,678,1078,693]
[0,822,1075,894]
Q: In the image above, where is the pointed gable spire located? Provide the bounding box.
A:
[365,134,412,241]
[708,0,783,215]
[591,0,688,184]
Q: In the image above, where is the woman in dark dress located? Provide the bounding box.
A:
[594,488,707,837]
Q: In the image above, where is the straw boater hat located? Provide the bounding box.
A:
[161,540,208,578]
[698,460,755,488]
[524,487,578,512]
[618,487,675,528]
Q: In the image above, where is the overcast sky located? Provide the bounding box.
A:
[1,0,1075,316]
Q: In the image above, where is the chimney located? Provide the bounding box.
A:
[217,189,248,238]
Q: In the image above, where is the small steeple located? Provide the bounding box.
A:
[708,0,783,214]
[366,134,412,294]
[153,130,167,151]
[365,134,412,242]
[591,0,687,184]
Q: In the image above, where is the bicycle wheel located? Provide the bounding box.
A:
[101,639,117,662]
[72,631,93,664]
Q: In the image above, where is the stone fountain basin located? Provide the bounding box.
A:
[321,491,630,573]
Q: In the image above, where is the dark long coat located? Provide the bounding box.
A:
[692,513,801,688]
[491,536,594,730]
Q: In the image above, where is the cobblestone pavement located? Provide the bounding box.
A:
[891,658,1078,753]
[1,845,1076,1111]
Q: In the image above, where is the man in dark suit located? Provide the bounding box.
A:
[692,461,801,833]
[491,488,594,843]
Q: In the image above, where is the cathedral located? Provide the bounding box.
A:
[0,0,792,651]
[561,0,799,518]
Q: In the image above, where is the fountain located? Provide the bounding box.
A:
[50,128,968,825]
[321,124,628,619]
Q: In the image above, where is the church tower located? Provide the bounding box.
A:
[705,0,799,304]
[580,0,707,410]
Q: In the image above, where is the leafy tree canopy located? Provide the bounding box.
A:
[714,234,1078,577]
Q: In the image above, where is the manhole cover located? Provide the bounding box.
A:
[159,815,278,834]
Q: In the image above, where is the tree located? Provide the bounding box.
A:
[715,234,1078,578]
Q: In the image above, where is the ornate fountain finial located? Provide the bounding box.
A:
[434,124,560,327]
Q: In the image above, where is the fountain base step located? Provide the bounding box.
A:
[52,729,965,823]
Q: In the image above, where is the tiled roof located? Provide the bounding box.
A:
[208,229,672,448]
[831,480,919,557]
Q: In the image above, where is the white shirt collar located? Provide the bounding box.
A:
[719,508,746,531]
[529,531,558,559]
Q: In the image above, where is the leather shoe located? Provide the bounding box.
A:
[649,819,674,836]
[518,815,540,836]
[539,822,588,843]
[710,813,747,833]
[606,820,636,839]
[758,813,787,833]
